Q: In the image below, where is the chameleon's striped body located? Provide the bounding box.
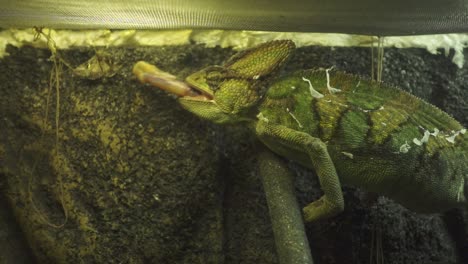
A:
[135,39,468,221]
[258,69,467,213]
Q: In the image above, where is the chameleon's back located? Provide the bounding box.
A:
[258,69,467,213]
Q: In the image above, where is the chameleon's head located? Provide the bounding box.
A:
[180,40,295,124]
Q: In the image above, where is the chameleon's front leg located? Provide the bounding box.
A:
[256,121,344,222]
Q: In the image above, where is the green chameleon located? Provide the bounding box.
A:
[133,40,467,223]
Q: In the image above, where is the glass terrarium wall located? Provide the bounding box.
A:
[0,1,467,264]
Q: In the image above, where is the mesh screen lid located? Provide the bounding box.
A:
[1,0,468,35]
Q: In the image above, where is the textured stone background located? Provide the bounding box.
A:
[0,41,467,263]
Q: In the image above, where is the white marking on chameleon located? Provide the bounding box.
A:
[413,130,431,146]
[291,86,296,90]
[256,112,269,123]
[326,100,349,107]
[399,141,411,153]
[286,108,303,128]
[341,151,354,159]
[302,77,324,99]
[378,106,385,110]
[153,194,161,202]
[446,135,457,143]
[430,128,440,137]
[457,177,464,202]
[253,75,260,80]
[446,133,456,143]
[325,66,341,94]
[381,122,387,126]
[445,128,465,143]
[357,106,380,113]
[422,130,431,142]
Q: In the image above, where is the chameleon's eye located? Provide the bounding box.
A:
[204,67,228,91]
[207,70,223,81]
[205,72,222,91]
[204,66,228,80]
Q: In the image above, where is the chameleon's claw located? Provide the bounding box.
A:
[133,61,205,98]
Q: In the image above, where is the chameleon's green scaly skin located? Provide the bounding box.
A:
[259,69,467,216]
[142,40,468,222]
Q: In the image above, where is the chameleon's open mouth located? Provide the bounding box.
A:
[133,61,213,101]
[184,82,214,101]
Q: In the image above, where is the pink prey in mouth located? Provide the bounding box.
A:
[133,61,213,101]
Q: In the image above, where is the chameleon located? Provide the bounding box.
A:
[133,40,467,223]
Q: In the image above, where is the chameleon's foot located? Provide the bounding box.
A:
[303,196,344,222]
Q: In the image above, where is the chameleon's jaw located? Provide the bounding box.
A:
[133,61,213,101]
[183,82,214,101]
